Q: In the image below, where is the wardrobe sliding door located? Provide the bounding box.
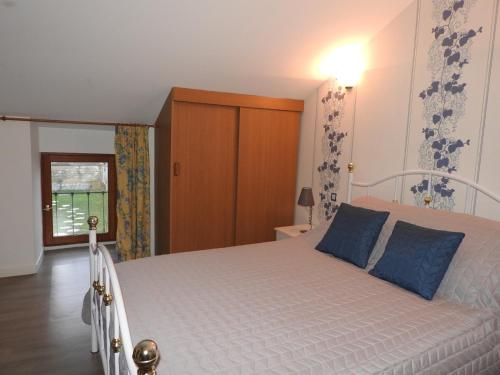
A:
[235,108,300,245]
[171,102,238,252]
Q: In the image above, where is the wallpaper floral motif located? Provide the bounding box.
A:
[411,0,482,210]
[317,83,347,220]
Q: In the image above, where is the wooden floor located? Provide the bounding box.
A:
[0,248,103,374]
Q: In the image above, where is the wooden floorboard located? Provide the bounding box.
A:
[0,248,103,374]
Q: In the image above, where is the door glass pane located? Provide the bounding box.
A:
[51,162,109,237]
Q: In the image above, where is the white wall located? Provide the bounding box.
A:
[0,121,43,277]
[38,124,156,255]
[351,1,419,203]
[31,125,43,270]
[294,90,318,225]
[296,0,500,223]
[39,124,116,154]
[475,0,500,219]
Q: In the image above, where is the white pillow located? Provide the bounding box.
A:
[353,196,500,316]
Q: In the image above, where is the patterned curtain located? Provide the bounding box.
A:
[114,125,151,261]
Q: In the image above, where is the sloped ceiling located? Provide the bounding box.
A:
[0,0,412,124]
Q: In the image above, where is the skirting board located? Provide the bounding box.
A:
[44,240,116,251]
[0,249,44,278]
[43,241,156,256]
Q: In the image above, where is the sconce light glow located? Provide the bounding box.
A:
[319,43,366,88]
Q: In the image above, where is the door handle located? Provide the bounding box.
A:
[42,204,52,212]
[173,162,181,176]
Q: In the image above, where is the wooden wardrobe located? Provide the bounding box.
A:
[155,87,303,254]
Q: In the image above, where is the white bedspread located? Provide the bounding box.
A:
[116,238,500,374]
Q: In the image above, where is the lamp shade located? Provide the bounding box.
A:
[298,187,314,207]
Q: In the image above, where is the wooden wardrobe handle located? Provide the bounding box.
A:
[173,162,181,176]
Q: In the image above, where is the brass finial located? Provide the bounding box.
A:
[103,293,113,306]
[348,162,354,173]
[111,337,122,353]
[424,195,432,206]
[92,280,99,290]
[96,284,105,296]
[88,216,99,230]
[133,340,160,375]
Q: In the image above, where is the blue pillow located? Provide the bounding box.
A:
[369,220,465,300]
[316,203,389,268]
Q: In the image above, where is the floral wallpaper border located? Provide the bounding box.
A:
[411,0,482,210]
[316,83,347,221]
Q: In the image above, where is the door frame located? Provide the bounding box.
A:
[41,152,117,246]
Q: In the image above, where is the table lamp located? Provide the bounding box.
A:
[298,187,314,232]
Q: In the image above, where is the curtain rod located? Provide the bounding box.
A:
[0,115,155,128]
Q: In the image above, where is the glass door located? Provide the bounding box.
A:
[41,153,116,246]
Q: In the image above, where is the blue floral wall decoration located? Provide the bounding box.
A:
[411,0,482,210]
[317,84,347,221]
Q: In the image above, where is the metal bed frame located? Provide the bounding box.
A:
[87,162,500,374]
[88,217,159,375]
[346,162,500,209]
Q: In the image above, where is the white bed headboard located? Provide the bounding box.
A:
[346,162,500,215]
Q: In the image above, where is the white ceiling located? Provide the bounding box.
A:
[0,0,412,124]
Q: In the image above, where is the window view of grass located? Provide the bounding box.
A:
[51,162,109,237]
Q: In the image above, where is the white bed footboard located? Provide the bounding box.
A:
[88,217,160,375]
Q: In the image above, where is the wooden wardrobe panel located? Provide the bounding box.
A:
[235,108,300,245]
[171,87,304,112]
[171,102,238,252]
[154,94,172,255]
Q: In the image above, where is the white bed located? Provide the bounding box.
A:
[117,237,498,374]
[88,168,500,374]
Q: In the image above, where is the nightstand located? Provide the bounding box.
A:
[274,224,311,240]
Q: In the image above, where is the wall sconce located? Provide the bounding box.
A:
[319,43,366,89]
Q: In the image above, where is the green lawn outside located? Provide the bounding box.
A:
[52,192,109,237]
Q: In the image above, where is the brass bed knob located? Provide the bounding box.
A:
[133,339,160,375]
[88,216,99,230]
[96,284,105,296]
[103,293,113,306]
[424,196,432,206]
[111,337,122,353]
